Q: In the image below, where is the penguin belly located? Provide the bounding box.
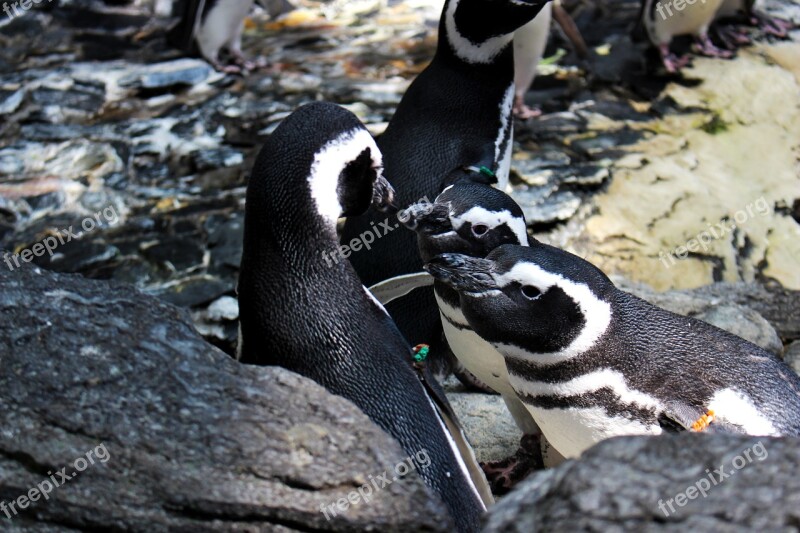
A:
[196,0,254,60]
[646,0,725,43]
[436,294,542,435]
[513,3,553,101]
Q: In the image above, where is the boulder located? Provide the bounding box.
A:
[0,264,450,531]
[484,434,800,532]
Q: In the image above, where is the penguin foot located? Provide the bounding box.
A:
[513,95,542,120]
[658,45,690,73]
[751,13,792,38]
[692,35,734,59]
[714,26,751,50]
[480,434,543,495]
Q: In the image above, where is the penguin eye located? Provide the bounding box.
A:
[521,286,541,300]
[471,224,489,237]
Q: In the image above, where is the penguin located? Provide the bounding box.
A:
[513,0,588,119]
[237,102,492,532]
[425,243,800,459]
[341,0,552,376]
[399,182,550,490]
[168,0,293,72]
[641,0,732,72]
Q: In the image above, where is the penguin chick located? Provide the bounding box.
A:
[426,243,800,459]
[169,0,292,72]
[237,102,492,531]
[642,0,732,72]
[400,182,551,492]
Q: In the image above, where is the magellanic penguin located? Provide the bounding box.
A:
[513,0,588,119]
[426,243,800,459]
[641,0,732,72]
[400,182,555,491]
[237,102,493,532]
[341,0,553,376]
[168,0,293,72]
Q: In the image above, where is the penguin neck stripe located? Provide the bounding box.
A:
[508,368,664,412]
[307,128,382,227]
[444,0,515,64]
[494,263,612,364]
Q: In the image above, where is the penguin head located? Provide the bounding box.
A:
[425,243,615,359]
[248,102,395,230]
[399,182,529,261]
[444,0,551,64]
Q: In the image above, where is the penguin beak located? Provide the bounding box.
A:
[425,253,498,294]
[398,202,452,234]
[372,175,397,214]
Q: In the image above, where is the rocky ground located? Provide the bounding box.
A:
[1,0,800,529]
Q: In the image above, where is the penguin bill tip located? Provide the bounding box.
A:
[399,202,451,234]
[372,175,397,214]
[425,254,497,294]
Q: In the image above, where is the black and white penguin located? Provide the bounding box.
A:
[399,182,550,490]
[168,0,292,72]
[426,243,800,459]
[641,0,731,72]
[237,102,492,531]
[341,0,552,374]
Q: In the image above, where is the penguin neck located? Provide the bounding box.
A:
[436,0,517,76]
[246,190,349,277]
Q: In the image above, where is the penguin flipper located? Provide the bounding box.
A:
[368,272,434,305]
[551,0,589,59]
[659,400,726,433]
[417,362,495,507]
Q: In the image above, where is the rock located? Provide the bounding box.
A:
[784,341,800,375]
[483,434,800,532]
[694,305,783,356]
[444,377,520,464]
[0,264,452,531]
[117,59,216,91]
[147,274,234,308]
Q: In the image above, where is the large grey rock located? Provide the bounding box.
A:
[0,264,451,531]
[484,434,800,532]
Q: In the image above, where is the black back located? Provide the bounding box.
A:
[238,102,486,532]
[341,0,551,366]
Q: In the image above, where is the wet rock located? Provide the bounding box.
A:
[0,88,24,115]
[511,186,582,226]
[117,59,215,91]
[0,264,451,532]
[483,434,800,532]
[147,274,234,308]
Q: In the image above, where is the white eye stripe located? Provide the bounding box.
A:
[451,206,528,245]
[493,262,612,364]
[307,128,382,226]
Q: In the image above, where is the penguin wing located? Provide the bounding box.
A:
[659,399,741,434]
[368,272,434,305]
[416,362,495,508]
